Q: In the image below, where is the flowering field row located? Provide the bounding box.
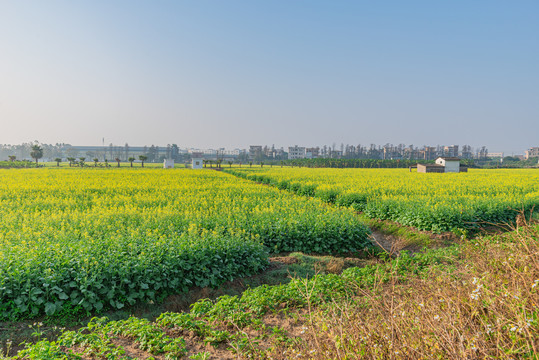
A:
[225,168,539,232]
[0,169,370,320]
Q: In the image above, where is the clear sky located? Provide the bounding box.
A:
[1,1,537,154]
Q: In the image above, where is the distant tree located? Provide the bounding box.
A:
[249,161,253,168]
[280,160,284,168]
[138,155,147,167]
[115,157,121,167]
[79,157,86,167]
[104,159,109,167]
[65,147,79,159]
[54,158,62,167]
[8,155,16,162]
[30,145,43,166]
[93,158,99,167]
[147,145,158,162]
[203,160,207,168]
[217,159,222,168]
[128,157,135,167]
[260,161,264,168]
[66,157,75,167]
[171,144,180,161]
[228,161,233,168]
[208,160,213,168]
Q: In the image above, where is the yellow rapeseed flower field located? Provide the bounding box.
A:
[227,168,539,232]
[0,168,370,320]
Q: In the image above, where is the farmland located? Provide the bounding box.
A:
[0,169,370,321]
[1,167,538,359]
[226,168,539,232]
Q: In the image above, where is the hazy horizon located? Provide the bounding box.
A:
[1,1,538,154]
[0,141,514,157]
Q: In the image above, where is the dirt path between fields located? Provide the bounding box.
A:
[369,228,460,255]
[369,230,421,254]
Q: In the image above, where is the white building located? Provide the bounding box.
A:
[192,157,203,169]
[221,149,243,156]
[288,145,306,160]
[435,157,461,173]
[487,152,504,158]
[163,159,175,169]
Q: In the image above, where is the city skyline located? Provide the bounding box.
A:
[1,140,525,160]
[0,139,526,155]
[0,139,527,157]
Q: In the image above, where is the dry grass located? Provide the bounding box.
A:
[281,224,539,359]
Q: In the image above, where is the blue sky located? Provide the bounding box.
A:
[0,1,537,154]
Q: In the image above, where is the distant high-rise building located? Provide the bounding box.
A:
[444,145,459,157]
[249,145,263,160]
[288,145,306,159]
[420,146,437,160]
[524,147,539,159]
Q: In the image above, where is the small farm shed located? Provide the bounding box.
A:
[163,159,174,169]
[192,157,203,169]
[417,163,445,173]
[417,157,467,173]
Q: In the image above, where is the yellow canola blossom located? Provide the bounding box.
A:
[227,168,539,232]
[0,168,370,320]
